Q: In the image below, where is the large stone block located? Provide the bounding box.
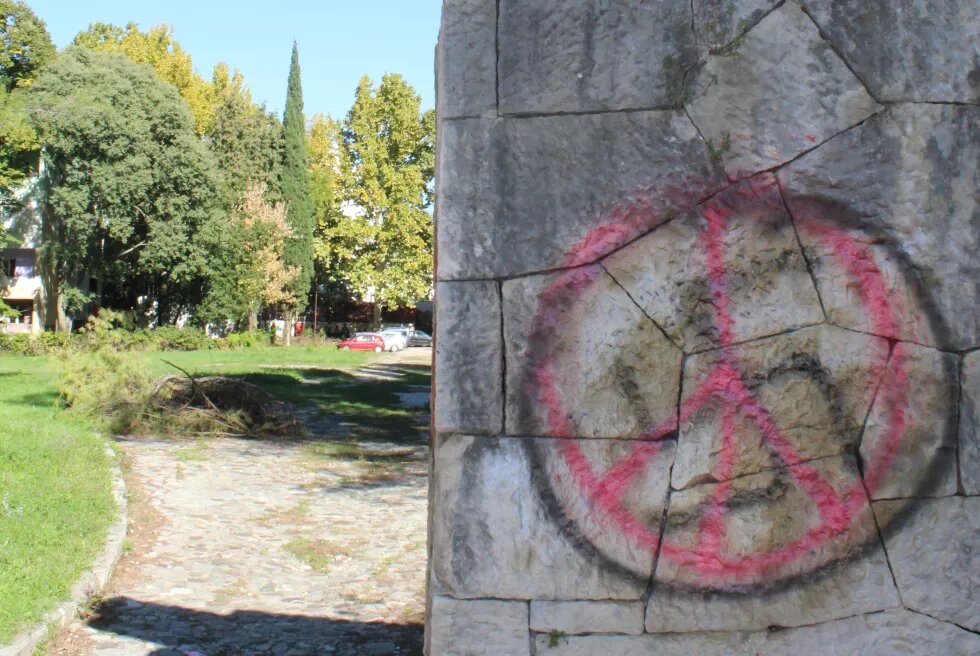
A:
[436,0,497,118]
[657,455,886,591]
[436,112,725,281]
[427,597,529,656]
[430,435,674,599]
[529,600,643,635]
[961,351,980,495]
[674,325,888,490]
[497,0,696,115]
[859,342,958,500]
[764,609,980,655]
[803,0,980,103]
[603,175,824,354]
[539,610,980,655]
[875,497,980,632]
[434,281,503,435]
[534,631,764,656]
[779,103,980,351]
[503,266,682,438]
[645,552,899,632]
[686,2,878,175]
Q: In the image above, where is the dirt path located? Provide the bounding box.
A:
[48,350,430,656]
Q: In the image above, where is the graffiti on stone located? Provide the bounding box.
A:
[516,175,956,592]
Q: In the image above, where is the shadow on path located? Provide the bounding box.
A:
[85,597,423,656]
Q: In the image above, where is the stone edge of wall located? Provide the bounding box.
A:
[0,445,128,656]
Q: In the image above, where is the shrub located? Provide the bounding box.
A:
[149,326,214,352]
[226,332,263,350]
[58,350,154,435]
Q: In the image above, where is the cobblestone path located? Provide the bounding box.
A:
[48,351,430,656]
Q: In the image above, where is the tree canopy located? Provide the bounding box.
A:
[29,46,221,323]
[314,74,435,310]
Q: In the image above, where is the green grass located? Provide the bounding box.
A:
[0,355,115,643]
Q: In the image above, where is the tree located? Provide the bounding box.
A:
[315,74,435,322]
[208,63,284,209]
[0,0,54,205]
[0,0,55,92]
[280,42,315,342]
[199,182,298,331]
[29,46,222,329]
[73,22,216,135]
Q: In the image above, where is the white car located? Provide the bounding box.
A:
[378,328,410,352]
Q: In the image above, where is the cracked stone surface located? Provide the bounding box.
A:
[497,0,696,115]
[960,351,980,495]
[803,0,980,103]
[434,281,502,435]
[875,497,980,633]
[658,455,886,590]
[435,112,725,280]
[603,174,824,354]
[430,434,674,600]
[436,0,497,118]
[692,0,781,57]
[674,325,888,490]
[427,597,529,656]
[859,341,959,500]
[780,103,980,351]
[686,2,878,175]
[502,266,682,439]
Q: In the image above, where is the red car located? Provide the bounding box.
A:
[337,332,386,352]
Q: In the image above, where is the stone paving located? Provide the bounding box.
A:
[48,350,431,656]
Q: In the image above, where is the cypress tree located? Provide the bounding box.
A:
[281,42,315,322]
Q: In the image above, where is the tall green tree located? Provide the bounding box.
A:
[0,0,54,207]
[315,74,435,317]
[208,63,284,209]
[29,46,221,328]
[280,42,315,331]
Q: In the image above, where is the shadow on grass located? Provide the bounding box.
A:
[84,596,423,656]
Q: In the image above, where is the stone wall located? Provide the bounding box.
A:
[429,1,979,654]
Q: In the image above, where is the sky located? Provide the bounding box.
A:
[27,0,442,120]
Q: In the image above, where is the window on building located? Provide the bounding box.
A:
[1,258,14,278]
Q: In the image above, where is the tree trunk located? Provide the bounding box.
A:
[248,311,257,333]
[372,302,381,330]
[284,308,293,346]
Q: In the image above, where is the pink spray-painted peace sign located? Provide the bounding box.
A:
[523,176,949,591]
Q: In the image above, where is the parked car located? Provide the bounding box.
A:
[378,327,410,352]
[337,333,386,352]
[407,330,432,347]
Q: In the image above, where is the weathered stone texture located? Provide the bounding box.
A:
[780,103,980,351]
[498,0,696,114]
[658,455,885,590]
[534,631,763,656]
[961,351,980,495]
[875,497,980,632]
[436,0,496,118]
[803,0,980,103]
[539,610,980,655]
[645,552,899,632]
[503,267,681,438]
[431,435,673,599]
[686,2,878,175]
[859,342,958,500]
[763,609,980,655]
[529,600,643,635]
[427,597,529,656]
[674,325,888,490]
[603,175,824,354]
[436,112,725,280]
[434,281,502,435]
[692,0,781,56]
